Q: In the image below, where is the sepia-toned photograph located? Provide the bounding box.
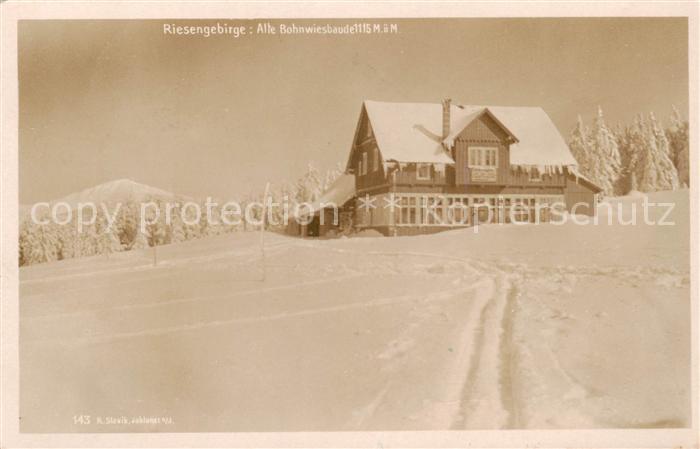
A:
[1,2,698,448]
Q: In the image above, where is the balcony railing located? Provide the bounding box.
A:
[391,167,567,187]
[393,171,446,185]
[504,170,567,187]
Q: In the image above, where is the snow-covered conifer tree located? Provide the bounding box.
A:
[649,112,680,191]
[183,206,201,240]
[272,183,294,230]
[35,222,60,264]
[629,113,680,192]
[53,221,73,261]
[614,124,632,194]
[94,213,108,255]
[72,211,95,258]
[138,197,165,247]
[19,220,39,266]
[295,163,323,204]
[26,225,48,265]
[667,105,690,187]
[588,107,621,196]
[131,226,150,250]
[170,207,187,243]
[18,220,29,266]
[568,115,591,176]
[119,202,139,248]
[569,109,621,196]
[197,199,215,237]
[675,141,690,188]
[323,162,344,191]
[95,214,123,257]
[108,230,123,254]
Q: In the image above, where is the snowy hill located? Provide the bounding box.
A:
[55,178,181,209]
[19,189,690,432]
[20,179,185,221]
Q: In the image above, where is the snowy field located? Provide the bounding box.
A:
[19,190,691,432]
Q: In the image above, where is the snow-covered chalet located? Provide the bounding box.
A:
[297,99,602,237]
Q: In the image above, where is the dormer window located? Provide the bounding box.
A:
[416,163,431,180]
[361,152,368,176]
[468,146,498,169]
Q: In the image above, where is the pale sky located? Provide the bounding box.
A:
[19,18,688,203]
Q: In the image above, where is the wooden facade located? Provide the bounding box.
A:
[564,175,599,216]
[299,102,603,237]
[350,108,571,197]
[289,202,354,238]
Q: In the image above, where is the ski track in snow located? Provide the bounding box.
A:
[24,243,552,430]
[23,236,527,429]
[19,226,690,430]
[28,284,484,347]
[293,243,529,430]
[446,268,516,429]
[23,271,366,322]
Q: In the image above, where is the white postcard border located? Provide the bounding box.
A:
[1,2,697,448]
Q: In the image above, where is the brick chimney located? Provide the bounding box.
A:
[441,98,451,139]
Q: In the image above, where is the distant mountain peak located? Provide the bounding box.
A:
[54,178,179,209]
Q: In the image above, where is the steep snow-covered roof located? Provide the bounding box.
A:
[363,101,455,164]
[363,100,577,168]
[482,106,578,167]
[308,174,355,214]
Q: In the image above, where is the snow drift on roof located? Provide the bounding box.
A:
[307,174,355,214]
[363,101,455,164]
[484,106,578,167]
[363,100,578,168]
